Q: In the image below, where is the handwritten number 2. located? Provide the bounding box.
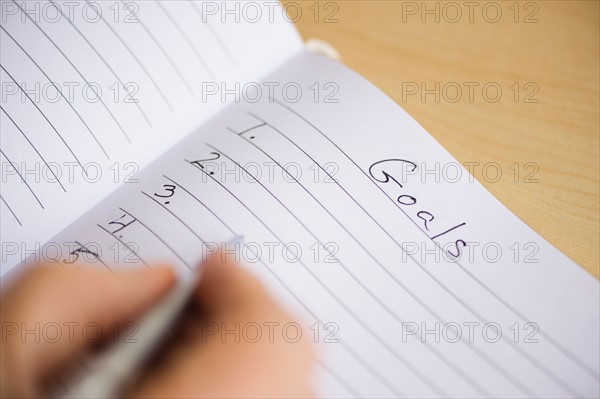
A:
[189,151,221,175]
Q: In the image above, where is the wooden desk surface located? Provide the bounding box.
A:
[286,0,600,278]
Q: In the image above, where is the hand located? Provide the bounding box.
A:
[0,256,314,398]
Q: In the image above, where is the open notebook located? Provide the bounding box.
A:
[1,1,598,397]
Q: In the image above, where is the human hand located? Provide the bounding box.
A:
[0,256,314,398]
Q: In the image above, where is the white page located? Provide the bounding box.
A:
[23,51,599,398]
[0,0,302,274]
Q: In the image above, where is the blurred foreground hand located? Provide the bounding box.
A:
[0,256,314,398]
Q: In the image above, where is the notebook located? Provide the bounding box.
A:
[1,1,598,397]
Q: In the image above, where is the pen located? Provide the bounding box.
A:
[61,235,244,399]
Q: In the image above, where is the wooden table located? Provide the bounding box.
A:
[286,0,600,278]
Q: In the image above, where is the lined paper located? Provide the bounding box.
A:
[0,0,302,272]
[30,51,600,398]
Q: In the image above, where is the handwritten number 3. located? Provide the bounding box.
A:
[154,184,176,198]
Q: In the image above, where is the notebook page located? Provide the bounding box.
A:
[0,0,302,274]
[15,51,600,398]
